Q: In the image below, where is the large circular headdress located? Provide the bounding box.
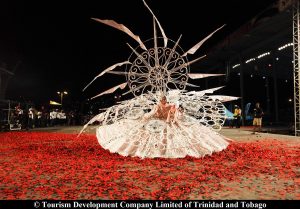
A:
[82,0,225,99]
[127,38,189,96]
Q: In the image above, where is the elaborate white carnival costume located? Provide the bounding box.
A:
[80,0,238,158]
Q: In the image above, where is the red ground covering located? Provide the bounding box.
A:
[0,132,299,199]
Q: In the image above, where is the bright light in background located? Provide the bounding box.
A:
[289,98,292,102]
[57,91,68,106]
[245,58,256,64]
[230,42,293,70]
[257,52,270,59]
[278,43,293,51]
[232,64,240,69]
[57,91,67,95]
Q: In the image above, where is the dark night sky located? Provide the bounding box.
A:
[1,0,277,105]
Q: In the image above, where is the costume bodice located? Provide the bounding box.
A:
[155,104,172,120]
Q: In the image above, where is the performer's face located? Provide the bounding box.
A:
[161,97,167,105]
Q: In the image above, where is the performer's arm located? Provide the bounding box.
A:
[166,105,176,123]
[143,105,158,120]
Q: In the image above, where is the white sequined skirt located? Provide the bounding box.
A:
[96,114,229,158]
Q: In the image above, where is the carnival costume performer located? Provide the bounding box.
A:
[80,0,238,158]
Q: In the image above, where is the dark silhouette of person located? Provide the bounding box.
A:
[252,102,264,134]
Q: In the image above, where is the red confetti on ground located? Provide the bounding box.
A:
[0,132,299,199]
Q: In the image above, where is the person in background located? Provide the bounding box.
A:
[252,102,264,134]
[67,110,76,126]
[49,109,57,126]
[15,104,23,128]
[28,107,35,129]
[57,110,67,125]
[40,106,48,127]
[233,105,242,128]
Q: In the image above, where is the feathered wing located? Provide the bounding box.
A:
[183,25,225,56]
[91,82,128,100]
[188,73,225,79]
[92,18,147,50]
[143,0,168,47]
[209,95,240,102]
[78,113,105,136]
[192,86,225,96]
[82,61,130,91]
